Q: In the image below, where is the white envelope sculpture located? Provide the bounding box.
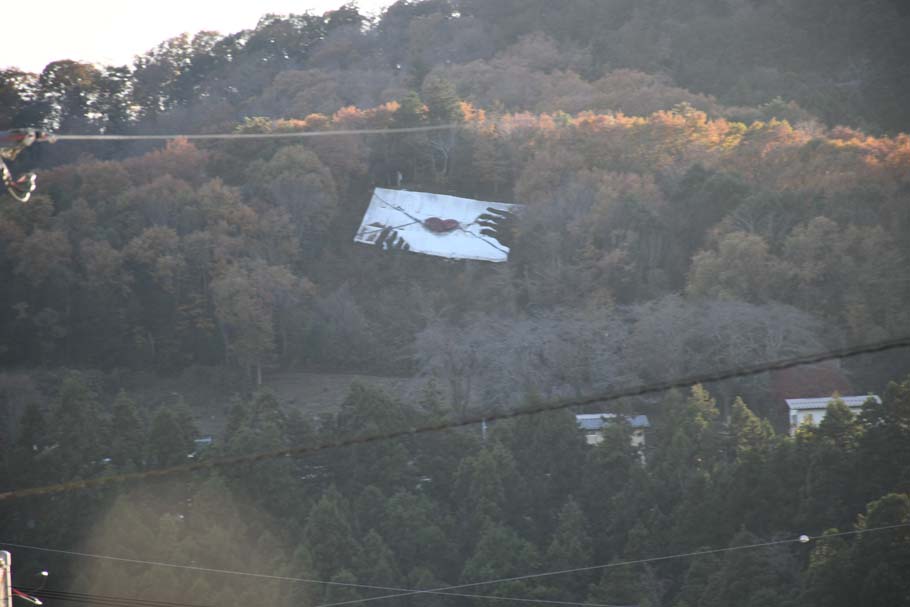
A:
[354,188,519,262]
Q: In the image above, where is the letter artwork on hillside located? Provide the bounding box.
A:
[354,188,520,262]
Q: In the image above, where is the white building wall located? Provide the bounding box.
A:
[584,429,646,447]
[788,406,862,435]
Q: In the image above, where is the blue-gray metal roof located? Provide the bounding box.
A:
[785,395,880,410]
[576,414,650,430]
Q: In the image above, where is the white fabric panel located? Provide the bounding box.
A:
[354,188,519,262]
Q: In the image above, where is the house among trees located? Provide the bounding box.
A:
[193,435,214,449]
[786,395,881,435]
[575,414,650,447]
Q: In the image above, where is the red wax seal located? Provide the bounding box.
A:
[423,217,460,233]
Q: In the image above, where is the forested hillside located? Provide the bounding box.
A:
[2,1,910,606]
[5,380,910,607]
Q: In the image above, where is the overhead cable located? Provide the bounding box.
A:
[1,334,908,502]
[20,588,211,607]
[0,543,625,607]
[6,524,909,607]
[312,523,910,607]
[52,124,457,142]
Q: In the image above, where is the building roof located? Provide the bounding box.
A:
[354,188,520,262]
[772,363,852,401]
[576,413,651,430]
[785,395,881,410]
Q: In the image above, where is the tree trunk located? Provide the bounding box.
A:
[216,318,230,364]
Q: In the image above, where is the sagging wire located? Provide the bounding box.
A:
[0,123,457,204]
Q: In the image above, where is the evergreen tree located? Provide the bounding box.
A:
[701,530,799,607]
[219,390,302,519]
[412,380,481,505]
[798,400,867,530]
[673,551,720,607]
[582,413,641,511]
[649,386,723,520]
[817,398,863,451]
[323,569,363,605]
[304,485,361,579]
[729,397,774,459]
[717,398,780,534]
[422,76,464,124]
[588,564,645,607]
[14,401,47,455]
[393,92,427,128]
[668,469,727,550]
[654,386,722,478]
[390,91,429,182]
[453,441,519,545]
[12,402,51,484]
[288,546,321,607]
[356,529,401,586]
[354,484,386,537]
[147,406,194,467]
[800,530,852,607]
[461,522,541,599]
[504,410,587,541]
[331,383,415,494]
[801,493,910,607]
[849,493,910,605]
[406,566,453,607]
[109,390,146,469]
[381,490,452,580]
[51,372,106,475]
[857,380,910,503]
[546,497,593,597]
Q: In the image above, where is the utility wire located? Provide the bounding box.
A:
[31,598,179,607]
[0,543,623,607]
[5,524,909,607]
[36,587,616,607]
[24,594,151,607]
[0,334,908,503]
[313,523,910,607]
[52,124,457,142]
[19,588,211,607]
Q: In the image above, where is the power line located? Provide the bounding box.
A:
[6,523,908,607]
[36,587,617,607]
[313,523,910,607]
[20,588,211,607]
[52,124,457,142]
[0,543,624,607]
[0,334,907,503]
[26,594,162,607]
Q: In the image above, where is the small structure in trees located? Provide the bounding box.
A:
[785,395,880,435]
[575,413,650,447]
[194,435,214,449]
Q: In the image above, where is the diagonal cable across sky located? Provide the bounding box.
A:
[5,524,909,607]
[1,334,908,502]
